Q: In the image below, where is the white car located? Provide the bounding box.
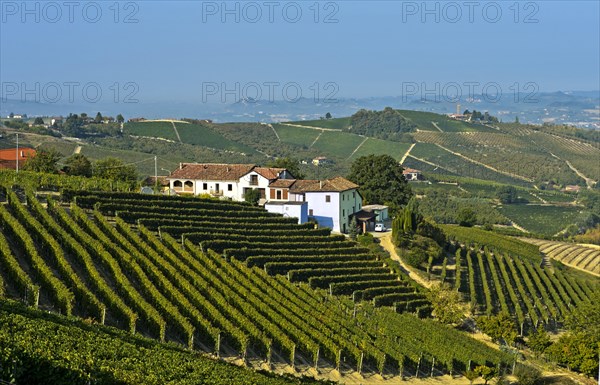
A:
[374,223,386,232]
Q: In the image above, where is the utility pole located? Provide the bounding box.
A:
[15,133,19,173]
[154,156,158,191]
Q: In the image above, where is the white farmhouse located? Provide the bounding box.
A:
[283,177,362,233]
[167,163,294,201]
[167,163,363,233]
[402,168,422,181]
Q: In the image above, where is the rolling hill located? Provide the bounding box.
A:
[2,108,597,237]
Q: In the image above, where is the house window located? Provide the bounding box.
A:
[309,209,313,216]
[203,183,208,190]
[325,195,331,203]
[228,184,233,191]
[352,191,355,198]
[276,190,282,199]
[215,183,220,192]
[343,209,345,217]
[250,175,258,186]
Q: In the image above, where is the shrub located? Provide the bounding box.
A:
[513,364,541,385]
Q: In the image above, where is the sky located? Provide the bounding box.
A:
[1,0,599,106]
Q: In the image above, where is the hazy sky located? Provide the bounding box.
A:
[1,0,599,104]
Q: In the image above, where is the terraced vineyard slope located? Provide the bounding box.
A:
[521,239,600,276]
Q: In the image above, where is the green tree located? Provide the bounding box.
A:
[116,114,125,123]
[403,247,428,268]
[348,154,412,209]
[325,112,332,119]
[350,107,416,141]
[496,186,519,204]
[33,117,45,125]
[22,149,61,173]
[457,208,477,227]
[528,327,551,356]
[94,112,103,123]
[93,157,137,182]
[63,154,92,177]
[545,291,600,377]
[565,290,600,336]
[348,216,359,239]
[244,188,260,206]
[63,113,84,136]
[474,365,497,385]
[477,312,517,345]
[426,283,467,325]
[266,157,305,179]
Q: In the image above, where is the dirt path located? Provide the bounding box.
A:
[268,124,281,141]
[170,121,182,143]
[548,152,596,189]
[309,131,323,148]
[280,123,342,132]
[431,122,443,133]
[347,137,369,159]
[433,143,534,182]
[510,221,529,233]
[565,160,596,189]
[379,233,432,289]
[400,143,416,164]
[407,154,455,174]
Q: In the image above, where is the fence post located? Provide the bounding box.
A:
[215,332,221,358]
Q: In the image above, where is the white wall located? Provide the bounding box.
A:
[170,171,273,201]
[238,171,271,200]
[264,202,308,224]
[193,179,239,199]
[305,191,340,232]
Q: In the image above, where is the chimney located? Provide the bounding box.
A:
[179,163,182,170]
[319,180,323,189]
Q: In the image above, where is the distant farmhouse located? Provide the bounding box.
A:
[0,148,36,170]
[312,156,332,166]
[6,114,26,119]
[50,117,63,127]
[402,168,422,181]
[167,163,362,233]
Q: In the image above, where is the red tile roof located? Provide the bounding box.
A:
[269,179,296,188]
[402,168,421,174]
[253,167,285,180]
[168,163,255,181]
[168,163,285,181]
[0,148,36,161]
[290,176,359,193]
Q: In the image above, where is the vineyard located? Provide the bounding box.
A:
[0,300,329,385]
[0,189,511,382]
[411,130,588,185]
[72,191,433,319]
[436,225,598,332]
[521,239,600,276]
